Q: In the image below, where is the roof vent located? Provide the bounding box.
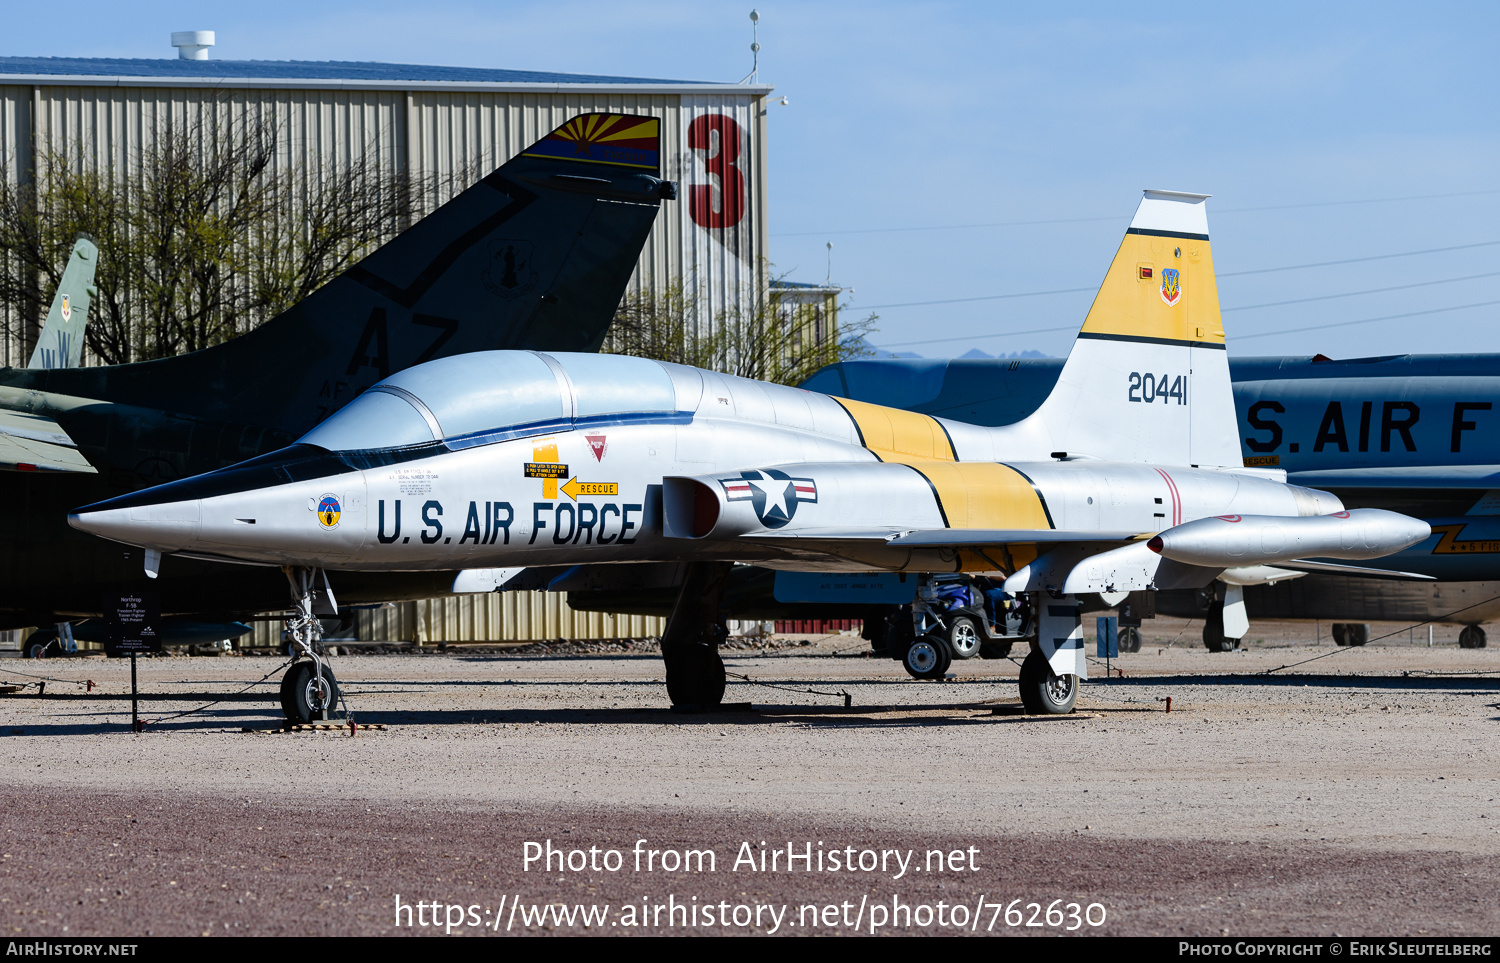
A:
[170,30,215,60]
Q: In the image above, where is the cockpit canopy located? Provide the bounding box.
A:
[299,351,679,452]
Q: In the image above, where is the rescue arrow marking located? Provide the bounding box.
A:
[560,477,619,501]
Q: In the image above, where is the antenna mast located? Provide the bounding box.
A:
[742,10,761,84]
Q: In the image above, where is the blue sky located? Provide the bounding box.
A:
[5,1,1499,360]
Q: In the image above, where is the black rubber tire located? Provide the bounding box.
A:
[664,642,726,707]
[282,661,340,724]
[1118,626,1142,654]
[1344,623,1369,646]
[1331,623,1349,646]
[1018,651,1077,714]
[1459,625,1487,649]
[947,616,982,660]
[1203,618,1236,653]
[903,635,952,680]
[279,668,298,720]
[978,639,1014,659]
[886,606,915,661]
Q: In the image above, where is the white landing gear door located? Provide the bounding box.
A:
[1222,583,1249,640]
[1038,596,1087,680]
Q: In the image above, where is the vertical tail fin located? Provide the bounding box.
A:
[27,236,97,370]
[16,113,674,440]
[996,190,1239,468]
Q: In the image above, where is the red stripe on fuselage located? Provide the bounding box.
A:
[1154,468,1182,527]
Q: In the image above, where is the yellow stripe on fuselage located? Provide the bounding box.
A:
[833,397,956,463]
[1078,231,1224,345]
[832,398,1052,572]
[908,462,1052,530]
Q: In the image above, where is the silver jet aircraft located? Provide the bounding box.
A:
[69,191,1431,721]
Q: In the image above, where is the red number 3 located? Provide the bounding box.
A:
[688,114,746,229]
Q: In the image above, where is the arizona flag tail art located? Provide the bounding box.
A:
[997,190,1239,468]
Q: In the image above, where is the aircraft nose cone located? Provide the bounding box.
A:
[69,496,202,550]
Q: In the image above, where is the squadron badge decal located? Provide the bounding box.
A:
[1159,268,1181,306]
[317,494,342,530]
[719,469,818,529]
[482,240,538,299]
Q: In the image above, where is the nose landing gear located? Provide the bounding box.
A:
[279,567,340,724]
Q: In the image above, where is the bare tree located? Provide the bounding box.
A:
[604,275,875,386]
[0,113,417,364]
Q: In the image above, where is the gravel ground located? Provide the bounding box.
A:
[0,618,1496,937]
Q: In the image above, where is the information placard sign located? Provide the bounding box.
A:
[104,593,161,656]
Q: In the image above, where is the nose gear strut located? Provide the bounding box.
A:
[280,566,338,723]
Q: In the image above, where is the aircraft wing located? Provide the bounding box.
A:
[1271,558,1436,580]
[737,527,1143,548]
[1287,465,1500,489]
[730,528,1146,573]
[0,408,97,473]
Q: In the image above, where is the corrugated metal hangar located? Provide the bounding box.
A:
[0,52,777,643]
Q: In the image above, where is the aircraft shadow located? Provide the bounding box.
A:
[5,693,1040,734]
[9,673,1495,736]
[1085,672,1499,693]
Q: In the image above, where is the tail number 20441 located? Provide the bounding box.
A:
[1128,372,1188,405]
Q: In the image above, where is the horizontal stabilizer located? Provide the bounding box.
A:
[0,408,96,473]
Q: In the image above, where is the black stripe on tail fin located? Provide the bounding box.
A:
[14,113,673,440]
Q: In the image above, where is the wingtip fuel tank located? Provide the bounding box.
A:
[1146,509,1431,568]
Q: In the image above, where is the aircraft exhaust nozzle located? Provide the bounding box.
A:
[1146,509,1430,568]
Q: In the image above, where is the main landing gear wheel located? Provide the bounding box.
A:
[1018,651,1077,714]
[282,661,340,725]
[903,635,952,680]
[1332,623,1369,647]
[1202,618,1237,652]
[1459,625,1488,649]
[1118,626,1142,653]
[663,642,726,707]
[658,562,734,709]
[947,616,982,660]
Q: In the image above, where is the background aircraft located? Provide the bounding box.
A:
[0,112,674,631]
[27,235,98,373]
[0,236,100,476]
[802,351,1500,647]
[71,191,1429,719]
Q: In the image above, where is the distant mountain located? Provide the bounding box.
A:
[852,336,1051,361]
[956,348,1052,360]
